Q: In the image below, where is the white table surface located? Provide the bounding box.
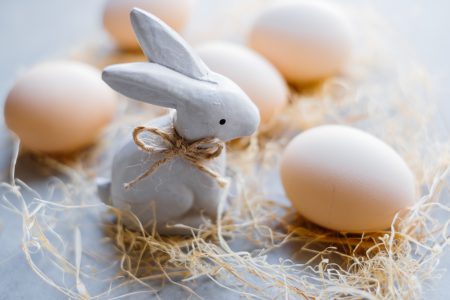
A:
[0,0,449,299]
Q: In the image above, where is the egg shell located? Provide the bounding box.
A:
[196,41,288,124]
[248,1,353,85]
[4,61,117,153]
[280,125,415,232]
[103,0,195,51]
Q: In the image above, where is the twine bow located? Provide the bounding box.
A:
[124,126,227,190]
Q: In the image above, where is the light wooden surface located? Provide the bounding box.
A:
[0,0,448,299]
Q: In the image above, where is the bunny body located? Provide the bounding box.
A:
[99,8,260,235]
[109,114,226,234]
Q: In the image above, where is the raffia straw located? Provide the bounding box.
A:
[1,1,449,299]
[5,139,446,299]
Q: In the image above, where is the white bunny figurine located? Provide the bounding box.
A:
[98,8,260,235]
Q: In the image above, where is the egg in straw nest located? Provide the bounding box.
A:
[1,1,450,299]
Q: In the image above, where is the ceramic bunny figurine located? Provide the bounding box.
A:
[98,8,260,235]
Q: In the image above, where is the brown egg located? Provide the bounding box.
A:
[4,61,117,153]
[103,0,196,51]
[280,125,416,232]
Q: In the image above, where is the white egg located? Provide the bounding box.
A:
[280,125,416,232]
[196,41,288,124]
[103,0,196,51]
[4,61,117,153]
[248,1,353,85]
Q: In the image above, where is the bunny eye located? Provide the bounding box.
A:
[219,119,226,125]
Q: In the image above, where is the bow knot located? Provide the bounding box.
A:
[124,126,227,190]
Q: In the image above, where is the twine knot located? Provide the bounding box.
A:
[124,126,228,190]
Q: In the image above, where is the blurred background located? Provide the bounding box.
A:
[1,0,449,129]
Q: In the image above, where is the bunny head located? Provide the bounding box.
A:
[102,8,260,142]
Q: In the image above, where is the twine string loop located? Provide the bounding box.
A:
[124,126,227,190]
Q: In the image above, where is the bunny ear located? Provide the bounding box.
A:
[103,62,207,108]
[131,8,212,82]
